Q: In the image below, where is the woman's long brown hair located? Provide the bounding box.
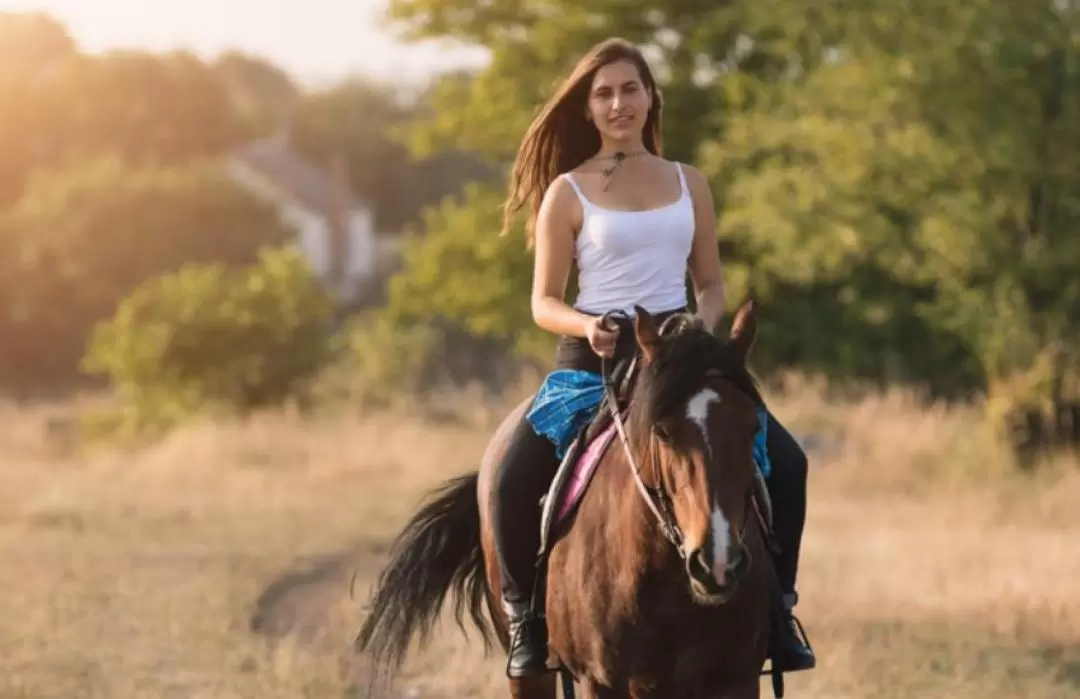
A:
[499,37,664,247]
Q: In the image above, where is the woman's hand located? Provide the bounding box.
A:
[585,316,620,358]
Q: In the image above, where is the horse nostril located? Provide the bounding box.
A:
[727,542,751,578]
[727,545,742,571]
[686,547,712,582]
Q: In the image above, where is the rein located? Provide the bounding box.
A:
[597,310,695,556]
[597,311,763,561]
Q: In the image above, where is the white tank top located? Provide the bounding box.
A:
[562,162,696,316]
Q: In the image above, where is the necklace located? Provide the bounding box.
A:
[599,150,646,191]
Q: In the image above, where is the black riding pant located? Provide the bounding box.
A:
[762,413,808,596]
[491,315,808,602]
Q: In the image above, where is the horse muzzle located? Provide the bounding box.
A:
[685,540,752,605]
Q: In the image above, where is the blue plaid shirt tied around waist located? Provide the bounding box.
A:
[526,370,606,459]
[525,369,773,479]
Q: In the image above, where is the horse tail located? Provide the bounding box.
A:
[354,471,495,680]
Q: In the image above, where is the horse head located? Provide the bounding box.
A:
[626,300,765,606]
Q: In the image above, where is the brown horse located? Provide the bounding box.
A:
[355,302,779,699]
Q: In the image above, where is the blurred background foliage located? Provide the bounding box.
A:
[1,4,1078,465]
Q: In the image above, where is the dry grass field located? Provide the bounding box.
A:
[1,375,1077,699]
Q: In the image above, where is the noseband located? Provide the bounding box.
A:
[598,310,766,561]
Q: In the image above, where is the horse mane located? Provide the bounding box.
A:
[629,323,764,440]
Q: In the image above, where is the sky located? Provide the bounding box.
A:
[0,0,491,87]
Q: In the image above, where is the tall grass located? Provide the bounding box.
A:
[0,374,1076,698]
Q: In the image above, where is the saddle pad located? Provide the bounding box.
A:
[537,417,620,556]
[554,420,618,524]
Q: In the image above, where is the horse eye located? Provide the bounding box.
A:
[654,425,673,444]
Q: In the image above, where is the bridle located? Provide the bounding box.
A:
[597,310,768,562]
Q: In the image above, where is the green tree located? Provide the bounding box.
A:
[0,156,297,394]
[707,0,1080,430]
[384,183,545,354]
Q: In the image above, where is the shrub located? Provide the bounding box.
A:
[82,246,336,433]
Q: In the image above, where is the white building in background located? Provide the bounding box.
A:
[227,136,384,304]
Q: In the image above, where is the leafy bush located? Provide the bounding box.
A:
[82,246,336,433]
[327,312,444,407]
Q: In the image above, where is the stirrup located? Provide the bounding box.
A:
[789,613,813,653]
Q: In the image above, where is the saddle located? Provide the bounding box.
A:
[536,354,639,556]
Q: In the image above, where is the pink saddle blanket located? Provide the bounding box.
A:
[552,420,619,526]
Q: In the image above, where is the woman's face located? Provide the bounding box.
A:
[586,59,652,143]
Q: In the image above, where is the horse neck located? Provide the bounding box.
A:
[583,435,673,589]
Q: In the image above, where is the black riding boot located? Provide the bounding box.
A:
[502,595,550,678]
[491,408,559,678]
[773,592,816,672]
[764,412,816,673]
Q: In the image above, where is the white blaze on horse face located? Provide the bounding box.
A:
[685,387,721,459]
[685,388,730,581]
[710,503,732,583]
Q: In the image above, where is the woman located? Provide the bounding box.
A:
[491,37,815,679]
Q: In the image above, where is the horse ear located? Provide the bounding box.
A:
[729,299,758,361]
[633,305,660,363]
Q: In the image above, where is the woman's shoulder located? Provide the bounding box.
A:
[543,171,582,202]
[615,154,705,183]
[661,158,710,193]
[538,171,585,226]
[657,156,705,179]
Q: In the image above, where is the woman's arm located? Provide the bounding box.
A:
[683,164,728,333]
[530,176,595,338]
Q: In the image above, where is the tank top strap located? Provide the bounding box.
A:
[675,162,689,197]
[561,173,591,208]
